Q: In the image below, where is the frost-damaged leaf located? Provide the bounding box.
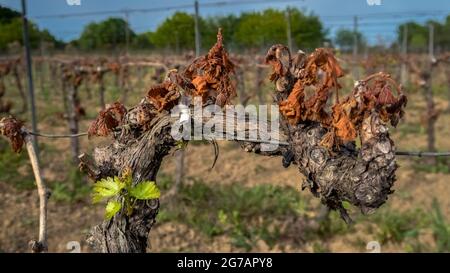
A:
[360,72,408,127]
[92,176,125,203]
[129,181,160,200]
[267,45,407,150]
[134,102,157,130]
[0,116,24,153]
[146,82,180,112]
[275,48,343,127]
[279,79,304,125]
[324,72,407,147]
[107,62,121,75]
[331,103,357,143]
[302,48,344,121]
[183,28,236,107]
[265,44,291,82]
[105,201,122,220]
[0,62,12,76]
[88,102,127,138]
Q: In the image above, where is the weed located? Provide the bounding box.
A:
[0,139,35,190]
[372,208,426,244]
[430,199,450,252]
[51,167,91,203]
[159,178,306,251]
[412,157,450,174]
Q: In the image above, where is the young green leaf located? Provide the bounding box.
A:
[129,181,160,200]
[121,168,133,188]
[92,177,125,203]
[105,200,122,220]
[176,140,188,150]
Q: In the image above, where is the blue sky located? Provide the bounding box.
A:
[1,0,449,45]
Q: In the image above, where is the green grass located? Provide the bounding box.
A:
[430,199,450,252]
[0,139,35,190]
[0,138,91,202]
[50,166,91,203]
[158,178,307,251]
[412,157,450,174]
[372,208,426,245]
[394,122,424,138]
[315,210,352,239]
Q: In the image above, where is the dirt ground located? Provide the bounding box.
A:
[0,62,449,253]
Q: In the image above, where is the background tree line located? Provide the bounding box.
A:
[72,8,327,53]
[0,6,63,52]
[1,5,449,54]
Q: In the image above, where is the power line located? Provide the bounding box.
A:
[318,10,450,20]
[32,0,305,19]
[25,129,450,158]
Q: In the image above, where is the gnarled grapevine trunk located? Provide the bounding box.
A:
[83,115,175,252]
[82,106,397,251]
[286,116,396,221]
[81,36,404,252]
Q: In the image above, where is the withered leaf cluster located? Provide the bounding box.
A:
[265,44,291,82]
[275,48,344,126]
[88,102,127,138]
[146,82,181,112]
[89,29,237,138]
[0,116,24,153]
[266,47,407,149]
[183,29,236,107]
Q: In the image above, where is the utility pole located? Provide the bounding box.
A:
[285,7,293,50]
[424,22,437,160]
[176,0,202,190]
[352,15,358,60]
[400,24,408,85]
[352,15,359,79]
[428,23,434,60]
[194,0,201,57]
[124,9,130,56]
[21,0,39,156]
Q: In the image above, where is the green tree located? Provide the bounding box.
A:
[289,9,325,50]
[202,15,240,50]
[151,12,240,52]
[0,5,60,51]
[334,28,366,53]
[234,9,287,49]
[132,31,154,49]
[429,18,450,52]
[77,17,135,50]
[234,8,325,50]
[0,5,21,24]
[398,18,450,53]
[150,12,196,52]
[397,22,428,52]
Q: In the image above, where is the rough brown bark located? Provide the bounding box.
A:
[67,84,80,164]
[0,76,12,114]
[83,114,175,252]
[82,100,397,252]
[419,63,438,165]
[446,67,450,113]
[12,64,27,114]
[120,66,131,105]
[81,45,401,253]
[236,67,247,105]
[98,73,106,110]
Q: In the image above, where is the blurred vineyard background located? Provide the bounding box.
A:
[0,0,450,253]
